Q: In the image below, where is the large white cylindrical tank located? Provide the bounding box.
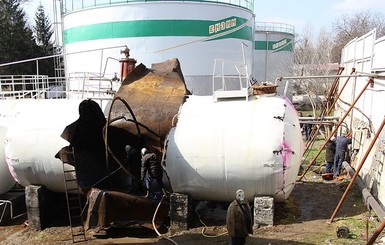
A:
[165,95,303,202]
[0,100,24,194]
[253,22,295,100]
[3,99,83,193]
[62,0,254,95]
[0,126,15,194]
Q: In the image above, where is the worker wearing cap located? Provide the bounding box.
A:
[124,145,141,192]
[226,189,253,245]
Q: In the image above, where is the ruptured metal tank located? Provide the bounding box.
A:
[165,94,303,202]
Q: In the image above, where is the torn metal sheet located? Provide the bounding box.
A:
[108,58,189,154]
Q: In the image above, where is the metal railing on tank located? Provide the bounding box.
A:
[0,51,121,102]
[62,0,254,13]
[255,22,295,35]
[212,59,251,102]
[0,73,119,101]
[66,71,120,99]
[0,75,66,100]
[211,42,252,101]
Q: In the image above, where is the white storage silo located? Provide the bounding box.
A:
[61,0,255,95]
[253,22,295,98]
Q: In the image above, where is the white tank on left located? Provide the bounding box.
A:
[1,99,83,193]
[0,125,15,195]
[0,100,23,194]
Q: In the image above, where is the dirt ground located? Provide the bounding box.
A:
[1,169,384,245]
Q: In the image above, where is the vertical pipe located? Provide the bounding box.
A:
[325,67,344,115]
[302,67,344,156]
[327,67,344,101]
[367,217,385,245]
[350,76,357,132]
[283,80,289,97]
[221,60,225,90]
[36,60,39,77]
[328,115,385,223]
[264,32,268,82]
[212,59,216,95]
[327,68,356,115]
[366,216,369,244]
[298,78,374,181]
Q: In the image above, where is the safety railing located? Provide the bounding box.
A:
[255,22,295,35]
[0,199,26,224]
[0,75,54,99]
[0,73,119,101]
[212,58,251,102]
[61,0,254,13]
[65,72,120,99]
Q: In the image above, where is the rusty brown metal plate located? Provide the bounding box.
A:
[108,58,189,154]
[85,188,169,230]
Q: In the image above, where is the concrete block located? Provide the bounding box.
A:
[25,185,45,230]
[169,193,192,231]
[254,196,274,226]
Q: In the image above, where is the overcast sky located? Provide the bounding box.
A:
[22,0,385,35]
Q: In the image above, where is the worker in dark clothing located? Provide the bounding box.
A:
[303,115,312,141]
[298,112,304,134]
[325,137,336,174]
[140,148,165,198]
[333,133,352,178]
[226,189,253,245]
[124,145,142,192]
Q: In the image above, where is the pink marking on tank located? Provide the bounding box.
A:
[280,140,293,168]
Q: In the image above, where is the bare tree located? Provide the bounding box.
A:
[293,26,335,115]
[331,10,385,62]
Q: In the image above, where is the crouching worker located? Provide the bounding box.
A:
[140,148,167,198]
[226,189,253,245]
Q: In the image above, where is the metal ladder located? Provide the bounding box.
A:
[61,147,87,243]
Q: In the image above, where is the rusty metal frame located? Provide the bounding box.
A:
[367,216,385,245]
[325,67,345,115]
[298,78,374,181]
[301,67,345,156]
[327,68,356,115]
[328,116,385,224]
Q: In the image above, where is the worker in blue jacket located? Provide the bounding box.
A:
[333,132,352,178]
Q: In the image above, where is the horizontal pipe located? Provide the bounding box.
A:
[299,116,339,125]
[276,73,382,81]
[344,162,385,222]
[299,116,339,121]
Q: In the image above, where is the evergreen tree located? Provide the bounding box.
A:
[33,3,55,76]
[0,0,39,75]
[34,4,53,54]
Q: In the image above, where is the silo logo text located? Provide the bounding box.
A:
[209,18,237,34]
[272,39,288,50]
